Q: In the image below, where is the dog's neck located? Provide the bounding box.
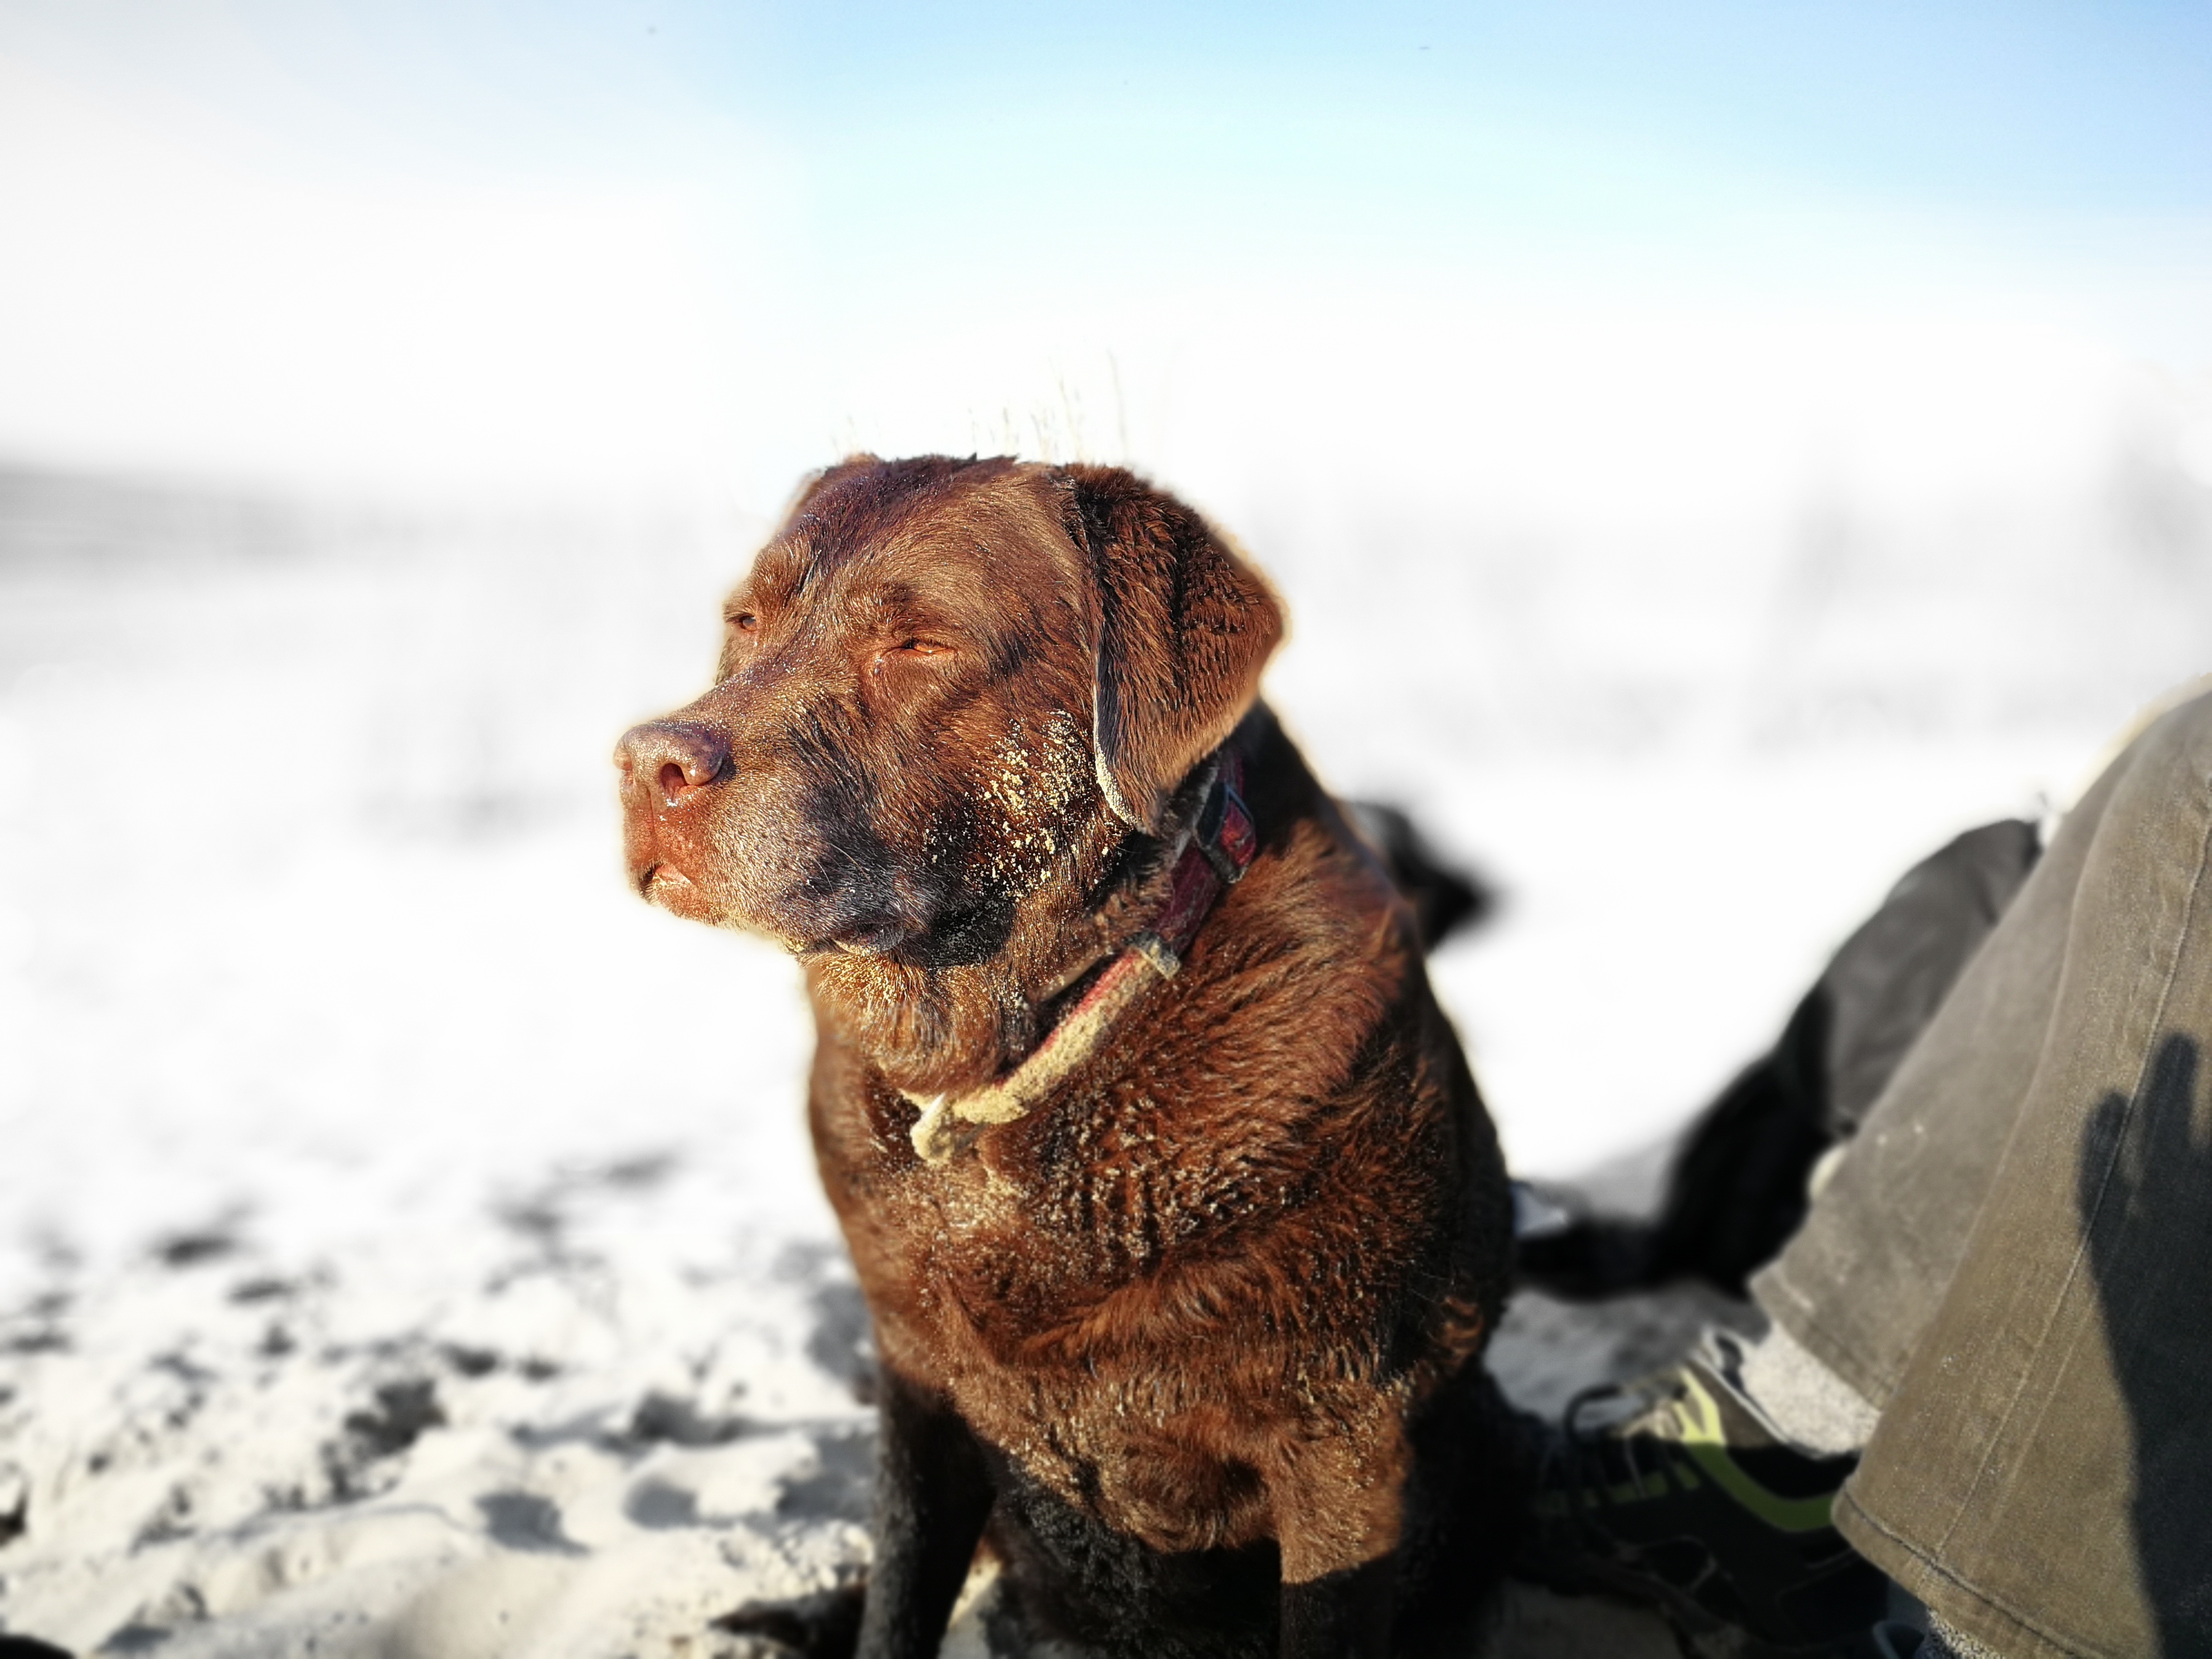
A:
[900,754,1255,1162]
[802,746,1248,1103]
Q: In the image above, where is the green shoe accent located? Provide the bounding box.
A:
[1674,1371,1839,1534]
[1515,1331,1886,1655]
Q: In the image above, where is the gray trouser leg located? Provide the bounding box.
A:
[1750,688,2212,1658]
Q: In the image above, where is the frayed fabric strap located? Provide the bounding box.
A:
[905,749,1257,1163]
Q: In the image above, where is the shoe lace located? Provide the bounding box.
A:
[1550,1376,1689,1517]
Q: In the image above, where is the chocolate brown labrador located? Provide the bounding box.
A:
[616,457,1522,1659]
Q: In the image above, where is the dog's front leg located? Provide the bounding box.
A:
[856,1368,995,1659]
[1272,1419,1407,1659]
[1281,1555,1397,1659]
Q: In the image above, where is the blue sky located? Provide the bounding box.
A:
[34,2,2204,206]
[0,2,2206,505]
[751,1,2212,216]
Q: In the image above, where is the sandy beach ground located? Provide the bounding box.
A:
[2,464,2201,1655]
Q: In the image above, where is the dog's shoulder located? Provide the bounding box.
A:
[815,710,1503,1389]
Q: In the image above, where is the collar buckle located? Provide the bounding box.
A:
[1194,760,1257,887]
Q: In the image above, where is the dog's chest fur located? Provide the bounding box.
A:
[807,803,1496,1554]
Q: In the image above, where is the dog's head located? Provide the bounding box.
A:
[615,456,1282,1002]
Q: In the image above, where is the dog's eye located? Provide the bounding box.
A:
[870,638,952,677]
[726,612,758,633]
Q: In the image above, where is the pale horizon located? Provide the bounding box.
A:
[1,2,2206,525]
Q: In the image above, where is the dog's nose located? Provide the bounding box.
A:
[615,721,730,806]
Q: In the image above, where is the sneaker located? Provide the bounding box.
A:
[1516,1331,1891,1657]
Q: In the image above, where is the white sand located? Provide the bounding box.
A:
[2,470,2198,1655]
[0,1162,1714,1657]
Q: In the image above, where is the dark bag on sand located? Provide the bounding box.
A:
[1344,799,1496,954]
[1518,817,2044,1298]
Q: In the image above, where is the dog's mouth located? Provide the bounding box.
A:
[797,898,1013,969]
[637,861,687,898]
[636,862,716,925]
[632,823,1013,968]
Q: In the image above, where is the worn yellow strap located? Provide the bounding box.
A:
[905,949,1168,1163]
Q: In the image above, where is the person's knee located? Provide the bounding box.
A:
[2141,681,2212,778]
[2089,680,2212,807]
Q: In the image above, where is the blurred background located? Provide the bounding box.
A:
[3,0,2211,1296]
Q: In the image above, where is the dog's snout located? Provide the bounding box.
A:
[616,721,730,806]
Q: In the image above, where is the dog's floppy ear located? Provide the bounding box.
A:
[1059,464,1284,833]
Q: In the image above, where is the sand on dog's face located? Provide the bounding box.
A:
[619,458,1099,965]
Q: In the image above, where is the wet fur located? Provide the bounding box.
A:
[618,457,1523,1658]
